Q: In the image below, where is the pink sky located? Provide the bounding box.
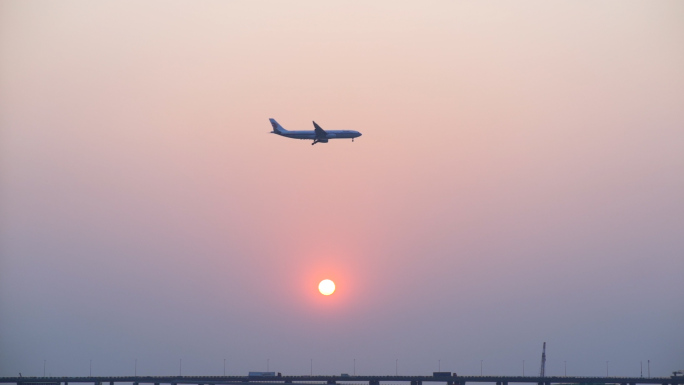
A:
[1,0,683,378]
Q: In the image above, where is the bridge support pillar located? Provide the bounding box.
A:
[370,381,380,385]
[411,381,422,385]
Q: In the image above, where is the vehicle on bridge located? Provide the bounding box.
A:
[248,372,280,377]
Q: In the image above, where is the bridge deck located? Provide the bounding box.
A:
[1,376,681,385]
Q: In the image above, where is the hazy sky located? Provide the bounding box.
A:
[1,0,683,379]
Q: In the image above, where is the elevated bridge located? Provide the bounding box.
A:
[1,375,682,385]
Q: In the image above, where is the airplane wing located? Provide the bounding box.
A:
[313,121,327,138]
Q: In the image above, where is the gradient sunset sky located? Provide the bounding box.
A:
[1,0,683,378]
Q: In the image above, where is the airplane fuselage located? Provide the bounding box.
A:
[273,130,361,140]
[269,118,361,145]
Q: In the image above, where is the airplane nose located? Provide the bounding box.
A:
[356,132,362,137]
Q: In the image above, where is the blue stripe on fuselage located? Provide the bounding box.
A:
[278,131,317,139]
[327,130,362,139]
[275,130,361,140]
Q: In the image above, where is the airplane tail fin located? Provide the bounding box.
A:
[313,121,327,137]
[269,118,288,133]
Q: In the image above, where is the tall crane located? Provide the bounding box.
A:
[539,342,547,377]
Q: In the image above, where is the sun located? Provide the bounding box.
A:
[318,279,335,296]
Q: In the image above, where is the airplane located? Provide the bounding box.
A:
[269,118,362,145]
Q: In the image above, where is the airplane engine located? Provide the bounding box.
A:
[318,138,329,143]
